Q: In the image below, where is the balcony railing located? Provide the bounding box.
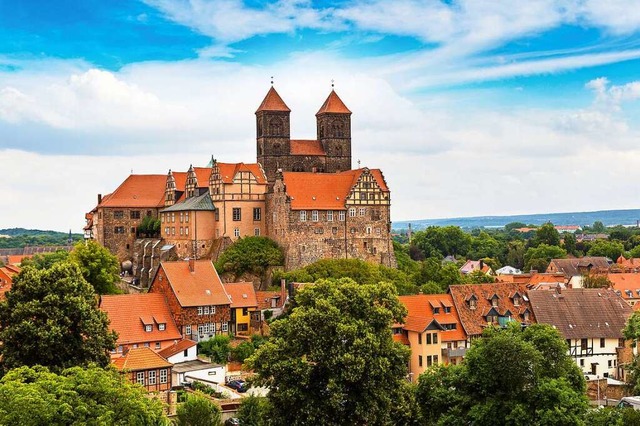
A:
[442,347,468,358]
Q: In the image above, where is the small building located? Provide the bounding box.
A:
[528,288,633,379]
[397,294,467,381]
[459,260,494,276]
[149,259,232,342]
[113,347,173,392]
[158,339,198,364]
[223,282,259,336]
[100,293,182,356]
[546,257,612,288]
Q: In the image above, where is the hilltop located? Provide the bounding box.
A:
[0,228,82,249]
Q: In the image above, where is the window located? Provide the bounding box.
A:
[155,342,161,350]
[332,227,338,235]
[158,323,166,331]
[131,227,135,234]
[469,299,477,310]
[600,338,605,348]
[234,228,240,237]
[581,338,588,351]
[148,370,156,385]
[491,296,498,307]
[366,227,372,234]
[203,323,209,333]
[444,306,451,313]
[130,211,141,219]
[312,210,319,222]
[433,333,438,344]
[114,226,125,234]
[419,355,423,367]
[144,342,150,347]
[232,208,241,221]
[171,227,175,236]
[180,227,184,236]
[426,333,432,344]
[300,211,307,222]
[137,372,145,385]
[580,359,585,367]
[160,369,168,384]
[434,355,438,364]
[114,210,124,219]
[619,338,626,348]
[171,213,175,223]
[608,360,612,368]
[204,306,210,315]
[253,208,262,221]
[523,311,530,321]
[183,349,188,357]
[185,325,191,335]
[210,306,216,314]
[349,208,356,217]
[427,356,433,367]
[215,210,220,221]
[197,307,203,316]
[254,228,260,236]
[145,325,152,332]
[161,214,165,223]
[434,307,440,314]
[165,227,169,235]
[339,211,346,221]
[179,212,184,223]
[222,322,228,332]
[418,334,422,344]
[513,295,521,306]
[198,325,204,335]
[327,211,333,222]
[185,212,189,223]
[118,346,123,353]
[375,228,381,235]
[359,208,366,216]
[185,227,189,236]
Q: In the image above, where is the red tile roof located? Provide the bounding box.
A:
[99,174,167,208]
[216,162,267,185]
[158,339,197,359]
[393,333,410,345]
[608,273,640,300]
[282,168,389,210]
[223,282,258,308]
[0,267,17,300]
[316,90,351,115]
[398,294,466,342]
[7,255,31,266]
[100,293,182,346]
[256,291,283,310]
[160,260,231,307]
[112,347,172,371]
[256,86,290,113]
[290,140,326,156]
[449,282,535,337]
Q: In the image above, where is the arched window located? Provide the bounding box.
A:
[269,118,283,136]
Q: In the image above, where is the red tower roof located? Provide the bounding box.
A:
[316,90,351,115]
[256,86,290,113]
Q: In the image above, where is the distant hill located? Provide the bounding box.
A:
[393,209,640,231]
[0,228,83,249]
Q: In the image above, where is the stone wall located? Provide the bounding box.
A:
[97,207,160,262]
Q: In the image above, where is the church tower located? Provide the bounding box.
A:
[256,86,291,183]
[316,89,352,173]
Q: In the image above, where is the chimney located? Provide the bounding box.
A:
[188,257,195,273]
[556,284,562,295]
[97,193,102,204]
[281,279,287,306]
[479,260,484,270]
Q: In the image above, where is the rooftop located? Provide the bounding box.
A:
[223,282,258,309]
[112,347,172,371]
[157,260,231,307]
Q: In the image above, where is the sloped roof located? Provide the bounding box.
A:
[282,168,388,210]
[216,162,267,185]
[527,288,632,339]
[316,89,351,115]
[99,174,167,208]
[161,192,215,212]
[159,260,231,307]
[256,86,290,113]
[100,293,181,346]
[547,257,611,277]
[608,273,640,301]
[223,282,258,308]
[7,255,31,266]
[256,290,283,310]
[290,140,326,156]
[398,294,466,341]
[449,282,535,337]
[158,339,197,359]
[112,347,172,371]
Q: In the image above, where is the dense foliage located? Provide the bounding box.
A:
[0,262,117,372]
[175,391,222,426]
[0,365,168,425]
[247,278,414,425]
[416,323,588,425]
[215,236,284,279]
[237,395,271,426]
[0,228,82,249]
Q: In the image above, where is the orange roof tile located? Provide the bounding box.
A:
[159,260,231,307]
[223,282,258,308]
[112,347,172,371]
[7,255,31,266]
[449,282,535,337]
[216,162,267,185]
[256,290,283,310]
[290,140,326,156]
[316,90,351,115]
[256,86,290,113]
[282,168,388,210]
[608,273,640,300]
[0,267,15,300]
[158,339,197,359]
[398,294,466,342]
[100,293,182,346]
[100,174,167,208]
[393,334,410,345]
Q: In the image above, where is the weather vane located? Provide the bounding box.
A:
[270,76,274,86]
[331,79,334,88]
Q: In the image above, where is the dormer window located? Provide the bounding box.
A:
[204,306,210,315]
[145,324,153,332]
[491,296,498,307]
[433,307,440,314]
[513,294,521,306]
[469,299,477,310]
[158,323,166,331]
[523,311,530,321]
[444,306,451,313]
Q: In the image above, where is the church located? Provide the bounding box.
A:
[85,85,396,280]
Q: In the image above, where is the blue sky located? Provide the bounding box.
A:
[1,0,640,231]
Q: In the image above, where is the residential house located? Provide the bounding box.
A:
[149,259,232,342]
[615,255,640,273]
[223,282,259,336]
[495,265,522,275]
[528,288,633,379]
[158,339,225,386]
[546,257,612,288]
[113,347,173,392]
[158,339,198,364]
[100,293,182,356]
[607,273,640,307]
[459,260,494,276]
[449,282,535,339]
[496,271,567,290]
[397,294,467,381]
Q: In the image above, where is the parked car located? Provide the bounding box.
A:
[227,379,248,393]
[225,418,240,426]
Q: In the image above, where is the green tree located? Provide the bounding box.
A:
[412,226,471,258]
[465,270,495,284]
[20,249,70,270]
[467,232,504,260]
[523,244,567,272]
[504,222,527,232]
[0,365,168,425]
[216,236,284,279]
[505,240,526,270]
[237,395,271,426]
[70,240,120,294]
[0,262,117,372]
[532,223,561,247]
[587,239,625,260]
[582,273,613,289]
[247,278,411,425]
[176,392,222,426]
[563,233,578,256]
[416,324,587,425]
[198,335,231,364]
[592,221,606,233]
[394,241,421,277]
